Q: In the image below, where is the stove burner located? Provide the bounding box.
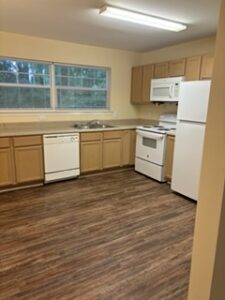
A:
[140,125,176,133]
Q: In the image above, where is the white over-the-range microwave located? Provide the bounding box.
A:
[150,76,184,102]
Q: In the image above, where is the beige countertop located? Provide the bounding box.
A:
[0,119,158,137]
[167,130,176,136]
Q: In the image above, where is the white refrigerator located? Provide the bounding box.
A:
[171,80,211,201]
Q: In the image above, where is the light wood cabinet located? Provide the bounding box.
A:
[185,56,202,81]
[165,135,175,181]
[131,66,143,104]
[0,135,44,188]
[80,132,103,173]
[154,62,169,78]
[0,138,15,187]
[13,136,44,184]
[131,64,154,104]
[103,131,122,169]
[200,54,214,79]
[14,145,43,184]
[80,130,135,174]
[130,53,214,105]
[121,130,131,166]
[129,130,136,165]
[142,64,154,102]
[13,135,42,147]
[169,58,186,77]
[103,139,122,169]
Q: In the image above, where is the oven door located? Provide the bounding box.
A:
[136,129,166,165]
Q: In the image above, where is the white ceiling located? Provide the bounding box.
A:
[0,0,220,52]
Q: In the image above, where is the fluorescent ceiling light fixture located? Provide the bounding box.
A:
[99,6,187,32]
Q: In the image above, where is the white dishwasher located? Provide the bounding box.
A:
[43,133,80,183]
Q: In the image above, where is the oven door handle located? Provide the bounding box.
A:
[136,130,164,140]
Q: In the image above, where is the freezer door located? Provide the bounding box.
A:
[171,121,206,201]
[177,80,211,123]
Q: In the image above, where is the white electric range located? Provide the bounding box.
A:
[135,114,176,182]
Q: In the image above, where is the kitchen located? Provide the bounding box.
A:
[0,0,225,299]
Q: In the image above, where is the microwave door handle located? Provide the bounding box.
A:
[136,130,164,140]
[169,85,173,98]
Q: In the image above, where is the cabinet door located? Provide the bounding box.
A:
[142,64,154,103]
[121,130,131,166]
[103,139,122,169]
[165,135,175,180]
[131,66,143,104]
[154,62,169,78]
[169,58,186,77]
[80,141,102,173]
[14,145,44,184]
[129,130,136,165]
[200,54,214,79]
[185,56,201,81]
[0,148,14,187]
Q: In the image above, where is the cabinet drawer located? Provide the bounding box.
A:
[103,131,122,140]
[13,135,42,147]
[0,137,11,148]
[80,132,102,142]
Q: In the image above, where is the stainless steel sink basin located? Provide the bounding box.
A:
[73,122,115,130]
[89,124,114,129]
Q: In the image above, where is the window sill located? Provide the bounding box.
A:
[0,109,113,114]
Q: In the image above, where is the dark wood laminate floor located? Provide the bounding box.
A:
[0,169,196,300]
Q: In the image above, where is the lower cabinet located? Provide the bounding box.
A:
[103,131,122,169]
[0,135,44,189]
[0,138,15,187]
[129,130,136,165]
[80,130,136,174]
[80,132,103,173]
[165,135,175,181]
[14,145,44,184]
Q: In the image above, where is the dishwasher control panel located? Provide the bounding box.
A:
[43,133,79,144]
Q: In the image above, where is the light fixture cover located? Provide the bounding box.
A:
[99,6,187,32]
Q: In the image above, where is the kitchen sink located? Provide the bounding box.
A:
[73,122,115,130]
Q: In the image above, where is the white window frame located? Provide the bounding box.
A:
[0,57,111,113]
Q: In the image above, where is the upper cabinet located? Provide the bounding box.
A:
[142,64,154,102]
[154,62,169,78]
[131,64,154,104]
[169,58,186,77]
[185,56,202,81]
[131,66,143,104]
[200,54,214,79]
[130,53,214,105]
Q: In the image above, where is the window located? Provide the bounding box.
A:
[0,59,51,109]
[0,58,110,111]
[55,64,109,109]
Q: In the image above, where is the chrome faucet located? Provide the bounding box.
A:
[87,120,101,126]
